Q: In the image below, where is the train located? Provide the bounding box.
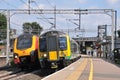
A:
[38,30,81,69]
[13,33,40,69]
[13,30,81,69]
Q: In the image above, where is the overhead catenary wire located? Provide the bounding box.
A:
[2,0,17,9]
[33,1,54,27]
[11,21,22,27]
[16,0,53,29]
[45,0,54,8]
[39,0,57,29]
[19,0,29,7]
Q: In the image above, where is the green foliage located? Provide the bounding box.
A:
[0,14,7,40]
[22,22,43,35]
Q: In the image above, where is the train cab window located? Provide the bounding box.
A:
[17,37,32,49]
[47,36,57,51]
[40,38,47,52]
[59,37,67,50]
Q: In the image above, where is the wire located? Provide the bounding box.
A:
[19,0,28,6]
[45,0,54,8]
[19,0,53,28]
[2,0,17,8]
[11,21,22,27]
[33,1,54,26]
[19,0,33,9]
[33,1,40,9]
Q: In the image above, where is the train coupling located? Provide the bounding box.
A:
[51,62,58,69]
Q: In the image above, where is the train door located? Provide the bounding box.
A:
[46,36,59,61]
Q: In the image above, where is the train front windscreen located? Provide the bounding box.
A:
[59,37,67,50]
[40,38,47,52]
[40,37,67,51]
[17,36,32,50]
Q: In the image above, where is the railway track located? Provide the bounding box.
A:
[0,69,23,80]
[0,58,56,80]
[0,66,43,80]
[0,55,81,80]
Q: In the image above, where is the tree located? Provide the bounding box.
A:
[31,22,43,35]
[22,22,43,35]
[23,22,32,33]
[0,14,7,40]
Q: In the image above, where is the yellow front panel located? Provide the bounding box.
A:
[49,51,58,61]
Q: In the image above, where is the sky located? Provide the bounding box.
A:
[0,0,120,37]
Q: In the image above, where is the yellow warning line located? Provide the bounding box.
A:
[89,58,93,80]
[65,58,88,80]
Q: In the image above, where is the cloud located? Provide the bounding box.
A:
[18,3,46,9]
[78,0,87,4]
[107,0,119,5]
[35,4,46,9]
[18,4,28,9]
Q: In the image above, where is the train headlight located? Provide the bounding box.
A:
[15,55,18,58]
[14,53,18,59]
[43,54,47,57]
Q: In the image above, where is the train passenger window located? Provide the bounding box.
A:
[71,40,78,53]
[40,38,47,52]
[17,37,32,49]
[59,37,67,50]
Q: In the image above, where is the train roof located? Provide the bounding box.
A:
[40,29,67,37]
[17,33,34,39]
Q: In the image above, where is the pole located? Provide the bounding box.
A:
[6,10,10,65]
[79,9,81,30]
[54,6,56,29]
[114,10,117,48]
[111,10,115,51]
[28,0,30,14]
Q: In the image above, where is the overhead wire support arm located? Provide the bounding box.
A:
[0,9,113,14]
[0,9,113,15]
[66,19,79,27]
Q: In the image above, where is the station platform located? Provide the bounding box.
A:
[42,55,120,80]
